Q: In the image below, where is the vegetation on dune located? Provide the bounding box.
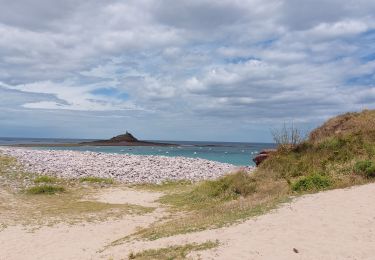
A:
[79,176,114,184]
[27,185,65,195]
[260,109,375,192]
[128,241,219,260]
[122,109,375,242]
[34,175,58,183]
[0,155,152,227]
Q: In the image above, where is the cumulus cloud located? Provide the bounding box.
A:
[1,0,375,141]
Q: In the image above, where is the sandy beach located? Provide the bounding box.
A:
[1,182,375,259]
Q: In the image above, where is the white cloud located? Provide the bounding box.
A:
[1,0,375,140]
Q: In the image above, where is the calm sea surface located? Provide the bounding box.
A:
[0,137,275,166]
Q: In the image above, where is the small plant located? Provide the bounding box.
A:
[79,177,114,184]
[27,185,65,195]
[126,241,218,259]
[271,123,304,151]
[34,175,57,183]
[128,252,135,259]
[163,171,257,209]
[292,174,331,192]
[354,160,375,178]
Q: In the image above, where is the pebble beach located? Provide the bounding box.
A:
[0,147,244,183]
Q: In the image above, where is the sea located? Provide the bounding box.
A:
[0,137,275,166]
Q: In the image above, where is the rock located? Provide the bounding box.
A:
[0,147,242,184]
[252,149,277,166]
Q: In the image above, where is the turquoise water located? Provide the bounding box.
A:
[33,141,275,166]
[0,138,275,166]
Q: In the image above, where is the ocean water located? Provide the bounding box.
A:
[0,138,275,166]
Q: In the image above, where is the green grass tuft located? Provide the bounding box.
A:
[292,174,331,192]
[79,177,114,184]
[26,185,65,195]
[34,175,58,183]
[354,160,375,178]
[160,171,256,210]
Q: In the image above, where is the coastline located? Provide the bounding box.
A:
[0,147,244,183]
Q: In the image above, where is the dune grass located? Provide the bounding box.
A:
[128,241,219,260]
[26,185,65,194]
[79,176,114,184]
[0,155,152,227]
[112,170,288,243]
[34,175,58,183]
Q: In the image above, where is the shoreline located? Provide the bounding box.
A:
[0,147,247,183]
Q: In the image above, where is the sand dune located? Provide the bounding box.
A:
[1,183,375,259]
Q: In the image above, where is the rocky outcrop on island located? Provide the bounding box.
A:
[80,131,175,146]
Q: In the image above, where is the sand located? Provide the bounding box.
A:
[1,183,375,259]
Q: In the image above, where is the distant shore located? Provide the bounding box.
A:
[8,140,177,148]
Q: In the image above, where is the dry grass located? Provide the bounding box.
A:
[127,240,219,260]
[112,171,289,243]
[79,176,114,184]
[0,155,153,227]
[309,109,375,143]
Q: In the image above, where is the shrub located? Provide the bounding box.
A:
[271,123,304,151]
[27,185,65,195]
[292,174,331,192]
[192,171,256,201]
[354,160,375,178]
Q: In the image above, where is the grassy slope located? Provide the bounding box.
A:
[125,109,375,241]
[260,109,375,191]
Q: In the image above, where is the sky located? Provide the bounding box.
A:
[0,0,375,142]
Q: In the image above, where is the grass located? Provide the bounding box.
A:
[116,110,375,242]
[128,241,219,260]
[34,175,58,183]
[292,174,331,192]
[158,172,257,210]
[26,185,65,194]
[354,160,375,178]
[133,180,192,193]
[0,155,153,227]
[79,176,114,184]
[112,171,289,243]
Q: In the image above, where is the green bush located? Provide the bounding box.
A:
[354,160,375,178]
[27,185,65,195]
[292,174,331,192]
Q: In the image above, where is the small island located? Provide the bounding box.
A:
[80,131,176,146]
[11,132,176,147]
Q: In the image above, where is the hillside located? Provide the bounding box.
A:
[259,109,375,192]
[309,109,375,143]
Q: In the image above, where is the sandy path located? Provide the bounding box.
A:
[103,183,375,260]
[2,183,375,259]
[0,188,165,260]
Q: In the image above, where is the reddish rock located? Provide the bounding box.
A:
[253,149,277,166]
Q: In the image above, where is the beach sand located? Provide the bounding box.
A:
[1,183,375,259]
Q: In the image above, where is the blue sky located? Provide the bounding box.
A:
[0,0,375,142]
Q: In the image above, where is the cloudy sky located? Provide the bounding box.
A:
[1,0,374,142]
